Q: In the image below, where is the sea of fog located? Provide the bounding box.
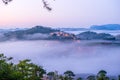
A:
[0,40,120,75]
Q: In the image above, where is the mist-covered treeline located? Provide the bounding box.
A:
[0,53,120,80]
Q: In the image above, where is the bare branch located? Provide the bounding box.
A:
[2,0,54,11]
[2,0,12,4]
[42,0,52,11]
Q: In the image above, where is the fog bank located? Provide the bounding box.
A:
[0,40,120,75]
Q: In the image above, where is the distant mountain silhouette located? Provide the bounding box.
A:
[76,31,115,40]
[0,25,120,41]
[4,26,59,39]
[2,26,76,41]
[90,24,120,30]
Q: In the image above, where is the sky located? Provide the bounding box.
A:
[0,0,120,28]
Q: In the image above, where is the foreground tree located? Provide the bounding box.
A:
[1,53,120,80]
[47,71,59,80]
[0,53,46,80]
[77,77,83,80]
[87,75,96,80]
[118,75,120,80]
[17,59,46,80]
[64,70,75,80]
[59,75,65,80]
[47,71,55,80]
[0,54,14,80]
[97,70,108,80]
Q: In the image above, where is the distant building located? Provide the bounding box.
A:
[50,31,76,40]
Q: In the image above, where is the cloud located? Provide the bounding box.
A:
[23,33,49,40]
[0,33,8,41]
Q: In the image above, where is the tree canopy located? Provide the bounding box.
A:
[0,53,120,80]
[0,53,46,80]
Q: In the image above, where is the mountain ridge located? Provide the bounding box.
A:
[0,24,120,41]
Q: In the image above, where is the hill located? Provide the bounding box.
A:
[0,25,120,41]
[1,26,76,41]
[76,31,115,40]
[90,24,120,30]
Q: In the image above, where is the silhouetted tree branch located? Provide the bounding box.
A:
[2,0,54,11]
[2,0,12,4]
[42,0,52,11]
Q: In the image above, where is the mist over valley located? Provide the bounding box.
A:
[0,25,120,76]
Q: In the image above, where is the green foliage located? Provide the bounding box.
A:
[64,70,75,80]
[0,54,120,80]
[59,75,64,80]
[77,77,83,80]
[0,54,14,80]
[0,54,46,80]
[87,75,96,80]
[47,71,55,76]
[118,75,120,80]
[47,71,59,80]
[97,70,108,80]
